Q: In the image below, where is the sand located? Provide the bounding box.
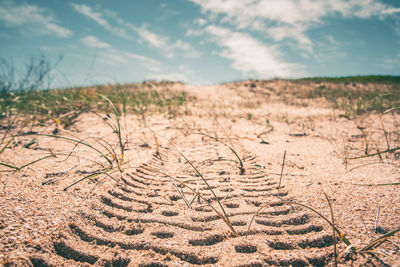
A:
[0,80,399,266]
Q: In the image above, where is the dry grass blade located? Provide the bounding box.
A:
[0,161,19,170]
[1,154,56,172]
[63,158,133,191]
[378,115,391,151]
[278,150,287,191]
[323,190,338,267]
[344,161,394,173]
[360,227,400,252]
[73,171,126,208]
[373,139,383,161]
[348,147,400,160]
[42,158,81,185]
[164,169,192,208]
[92,111,124,162]
[159,169,239,237]
[175,148,238,236]
[33,133,114,165]
[213,117,235,149]
[188,180,200,207]
[247,200,354,251]
[194,131,244,174]
[0,137,14,154]
[0,117,30,154]
[98,94,125,156]
[350,182,400,186]
[63,170,108,191]
[62,161,129,191]
[153,134,160,155]
[18,154,56,170]
[374,204,381,234]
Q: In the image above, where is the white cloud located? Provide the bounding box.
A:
[146,64,200,83]
[189,0,396,51]
[81,35,110,48]
[205,25,303,78]
[267,24,313,52]
[196,18,208,26]
[71,3,107,26]
[80,35,161,70]
[186,28,204,37]
[135,24,201,58]
[71,3,200,59]
[0,1,72,37]
[136,24,169,49]
[174,40,202,58]
[71,3,130,39]
[380,53,400,69]
[146,72,188,82]
[191,0,392,25]
[381,8,400,15]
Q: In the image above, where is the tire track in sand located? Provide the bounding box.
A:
[30,133,335,266]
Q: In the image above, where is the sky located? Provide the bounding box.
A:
[0,0,400,88]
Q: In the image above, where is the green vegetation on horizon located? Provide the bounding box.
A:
[0,83,191,126]
[294,75,400,84]
[301,85,399,115]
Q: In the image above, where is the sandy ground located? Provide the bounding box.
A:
[0,80,399,266]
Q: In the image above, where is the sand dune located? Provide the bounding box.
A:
[1,80,399,266]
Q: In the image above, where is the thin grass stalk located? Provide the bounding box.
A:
[344,162,393,173]
[92,111,118,134]
[42,158,81,185]
[160,170,238,237]
[164,170,191,208]
[0,154,56,172]
[350,182,400,186]
[153,134,160,155]
[0,161,19,170]
[73,171,126,208]
[148,127,237,235]
[32,133,113,165]
[94,138,119,163]
[213,118,235,150]
[360,227,400,251]
[0,113,19,147]
[323,190,338,267]
[90,136,121,165]
[188,180,200,206]
[64,159,133,191]
[18,154,56,170]
[99,94,125,159]
[247,200,354,250]
[0,117,30,154]
[49,151,109,166]
[374,204,381,234]
[348,147,400,160]
[342,137,348,170]
[93,96,125,163]
[63,170,107,191]
[62,158,134,191]
[352,120,369,155]
[194,132,244,174]
[378,115,390,151]
[176,148,236,231]
[278,150,287,191]
[372,139,383,161]
[0,137,14,154]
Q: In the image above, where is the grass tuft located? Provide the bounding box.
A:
[0,83,191,125]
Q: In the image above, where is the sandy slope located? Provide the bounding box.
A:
[1,80,399,266]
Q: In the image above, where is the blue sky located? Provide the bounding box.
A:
[0,0,399,87]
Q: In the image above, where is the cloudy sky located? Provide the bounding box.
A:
[0,0,399,87]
